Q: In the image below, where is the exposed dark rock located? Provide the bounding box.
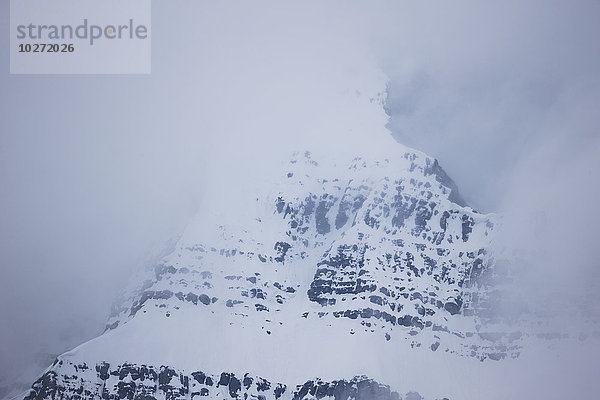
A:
[315,199,333,234]
[424,158,467,207]
[199,294,211,305]
[274,241,292,263]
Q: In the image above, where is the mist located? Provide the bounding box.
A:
[378,0,600,323]
[1,0,600,398]
[0,0,383,391]
[379,2,600,397]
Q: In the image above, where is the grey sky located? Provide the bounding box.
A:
[1,0,600,397]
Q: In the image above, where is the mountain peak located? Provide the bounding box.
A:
[23,147,509,400]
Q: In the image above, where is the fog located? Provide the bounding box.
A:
[1,0,599,398]
[381,0,600,210]
[378,0,600,326]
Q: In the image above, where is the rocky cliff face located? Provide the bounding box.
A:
[26,360,416,400]
[22,147,518,400]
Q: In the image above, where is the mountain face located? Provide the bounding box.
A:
[22,145,523,400]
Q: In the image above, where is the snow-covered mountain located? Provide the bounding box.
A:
[16,56,599,398]
[20,137,528,400]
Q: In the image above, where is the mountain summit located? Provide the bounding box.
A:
[23,143,516,400]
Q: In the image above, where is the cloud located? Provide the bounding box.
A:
[376,0,600,296]
[379,0,600,209]
[0,0,387,392]
[377,1,600,396]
